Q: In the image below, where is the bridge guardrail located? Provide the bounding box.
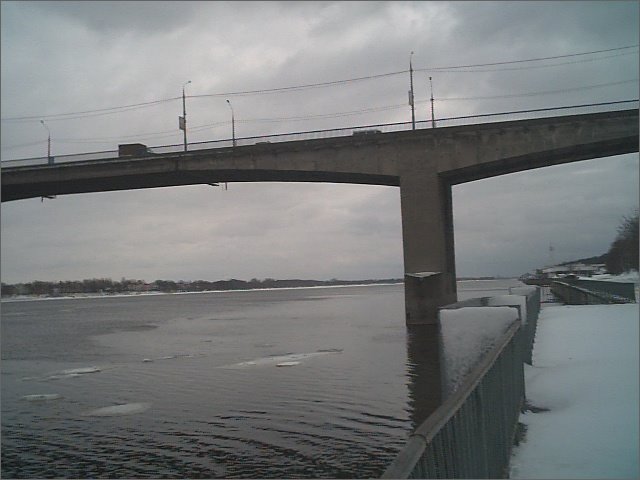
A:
[2,101,636,168]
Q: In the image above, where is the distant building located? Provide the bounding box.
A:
[534,262,608,279]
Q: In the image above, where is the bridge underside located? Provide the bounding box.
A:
[1,169,399,202]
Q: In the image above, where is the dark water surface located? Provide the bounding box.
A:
[1,280,521,478]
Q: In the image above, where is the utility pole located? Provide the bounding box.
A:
[40,119,52,164]
[409,51,415,130]
[226,99,236,147]
[39,119,56,201]
[429,76,436,128]
[180,80,191,152]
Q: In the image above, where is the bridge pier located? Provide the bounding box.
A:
[400,168,457,325]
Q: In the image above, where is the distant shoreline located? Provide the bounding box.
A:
[1,281,407,303]
[0,277,514,303]
[1,276,511,302]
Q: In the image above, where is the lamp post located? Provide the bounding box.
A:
[429,76,436,128]
[409,51,415,130]
[226,99,236,147]
[180,80,191,152]
[40,119,52,164]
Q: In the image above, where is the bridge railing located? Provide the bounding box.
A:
[508,286,541,365]
[2,100,636,168]
[381,319,525,479]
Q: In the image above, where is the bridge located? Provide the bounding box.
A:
[2,108,638,324]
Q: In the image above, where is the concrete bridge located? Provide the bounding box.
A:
[2,109,638,324]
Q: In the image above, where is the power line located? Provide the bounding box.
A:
[2,45,636,123]
[189,49,639,99]
[39,79,640,145]
[418,51,637,74]
[2,97,180,123]
[421,44,638,71]
[436,78,639,101]
[2,99,637,160]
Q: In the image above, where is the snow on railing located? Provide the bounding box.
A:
[382,287,542,479]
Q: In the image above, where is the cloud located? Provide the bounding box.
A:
[1,1,638,283]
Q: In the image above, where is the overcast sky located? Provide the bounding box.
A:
[1,1,638,283]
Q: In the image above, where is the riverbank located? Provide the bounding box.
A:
[509,303,639,479]
[0,281,404,303]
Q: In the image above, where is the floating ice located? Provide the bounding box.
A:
[44,366,102,380]
[221,349,343,368]
[82,402,151,417]
[21,394,62,402]
[60,366,101,375]
[276,361,301,367]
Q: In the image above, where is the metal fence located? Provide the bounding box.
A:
[508,287,541,365]
[382,319,526,479]
[550,281,634,304]
[555,278,636,303]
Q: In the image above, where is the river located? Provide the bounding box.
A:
[1,279,523,478]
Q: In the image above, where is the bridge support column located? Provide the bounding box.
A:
[400,170,457,325]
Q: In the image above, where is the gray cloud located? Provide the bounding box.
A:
[1,1,638,283]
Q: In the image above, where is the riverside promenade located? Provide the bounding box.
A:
[509,302,639,479]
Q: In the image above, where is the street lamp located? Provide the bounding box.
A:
[40,119,52,164]
[409,51,415,130]
[429,76,436,128]
[226,99,236,147]
[180,80,191,152]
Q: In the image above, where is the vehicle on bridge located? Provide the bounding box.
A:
[352,129,382,136]
[118,143,153,157]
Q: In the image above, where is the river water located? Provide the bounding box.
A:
[1,279,522,479]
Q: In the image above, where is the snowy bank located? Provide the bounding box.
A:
[510,304,639,479]
[439,306,519,395]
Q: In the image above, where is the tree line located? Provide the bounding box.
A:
[605,210,639,274]
[1,277,402,298]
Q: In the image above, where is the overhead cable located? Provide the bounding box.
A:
[2,45,636,122]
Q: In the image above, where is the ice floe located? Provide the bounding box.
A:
[60,366,101,375]
[82,402,151,417]
[141,354,196,363]
[221,349,343,368]
[46,366,102,380]
[21,394,63,402]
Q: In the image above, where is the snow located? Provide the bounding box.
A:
[439,306,519,395]
[510,304,639,479]
[584,270,639,284]
[487,295,528,324]
[509,285,538,297]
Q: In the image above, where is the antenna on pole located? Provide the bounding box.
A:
[429,76,436,128]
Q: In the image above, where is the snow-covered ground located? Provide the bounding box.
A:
[585,270,639,284]
[509,303,639,479]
